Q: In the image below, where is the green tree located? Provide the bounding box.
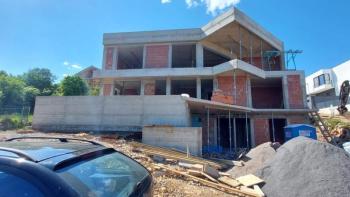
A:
[22,68,56,93]
[0,74,25,108]
[24,86,40,112]
[59,76,88,96]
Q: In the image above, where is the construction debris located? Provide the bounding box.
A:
[236,174,264,187]
[203,164,220,179]
[218,176,241,187]
[256,137,350,197]
[130,141,226,169]
[253,185,265,197]
[226,142,277,177]
[154,164,261,197]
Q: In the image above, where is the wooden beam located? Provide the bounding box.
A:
[155,164,260,197]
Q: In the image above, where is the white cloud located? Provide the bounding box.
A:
[71,64,82,69]
[186,0,240,15]
[63,73,69,77]
[63,61,82,69]
[161,0,171,4]
[186,0,199,7]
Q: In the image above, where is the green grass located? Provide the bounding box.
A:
[0,114,30,130]
[324,117,350,130]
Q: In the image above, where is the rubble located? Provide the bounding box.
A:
[226,142,277,177]
[256,137,350,197]
[0,130,252,196]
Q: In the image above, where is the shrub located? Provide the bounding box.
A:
[0,115,25,130]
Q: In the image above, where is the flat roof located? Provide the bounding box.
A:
[103,7,283,50]
[183,96,313,115]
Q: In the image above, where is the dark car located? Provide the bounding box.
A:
[0,136,152,197]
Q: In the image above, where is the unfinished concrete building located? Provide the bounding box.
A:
[33,8,310,155]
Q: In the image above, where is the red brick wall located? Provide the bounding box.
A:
[254,118,270,146]
[288,116,308,124]
[144,82,155,95]
[251,87,284,108]
[103,84,112,96]
[211,76,247,106]
[288,75,304,108]
[145,45,169,68]
[242,56,281,71]
[105,47,114,70]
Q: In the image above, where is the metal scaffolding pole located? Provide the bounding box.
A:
[245,112,249,148]
[218,116,221,148]
[233,70,237,105]
[207,108,210,146]
[229,111,232,152]
[271,113,276,142]
[233,115,237,153]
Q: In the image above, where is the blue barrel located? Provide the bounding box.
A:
[284,124,317,141]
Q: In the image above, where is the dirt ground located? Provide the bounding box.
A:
[0,130,236,197]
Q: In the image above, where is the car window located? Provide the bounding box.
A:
[0,171,44,197]
[57,152,149,197]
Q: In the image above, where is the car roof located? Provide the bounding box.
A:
[0,137,113,170]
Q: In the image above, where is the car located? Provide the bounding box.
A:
[0,136,152,197]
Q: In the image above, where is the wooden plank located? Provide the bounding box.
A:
[154,164,260,197]
[210,158,244,167]
[187,170,203,177]
[144,149,223,169]
[131,141,224,169]
[240,186,264,197]
[218,172,231,176]
[253,185,265,197]
[201,172,219,183]
[236,174,264,187]
[218,176,241,187]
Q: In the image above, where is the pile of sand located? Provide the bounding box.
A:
[256,137,350,197]
[227,142,277,177]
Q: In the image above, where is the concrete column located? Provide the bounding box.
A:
[282,75,290,109]
[196,78,201,99]
[168,44,172,68]
[112,46,118,70]
[166,77,171,95]
[247,75,253,107]
[140,80,145,95]
[250,117,256,147]
[213,76,218,90]
[196,43,204,68]
[142,45,147,68]
[299,72,308,108]
[102,47,106,70]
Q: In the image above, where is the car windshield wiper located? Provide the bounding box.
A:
[129,174,151,197]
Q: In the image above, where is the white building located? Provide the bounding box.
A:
[306,59,350,111]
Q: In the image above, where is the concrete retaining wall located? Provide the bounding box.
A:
[33,95,191,132]
[142,126,202,156]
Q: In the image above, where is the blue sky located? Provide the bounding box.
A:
[0,0,349,81]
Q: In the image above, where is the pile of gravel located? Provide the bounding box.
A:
[256,137,350,197]
[227,142,277,177]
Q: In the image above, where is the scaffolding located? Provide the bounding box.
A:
[263,50,303,71]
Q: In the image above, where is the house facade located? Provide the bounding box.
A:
[306,59,350,111]
[33,8,310,153]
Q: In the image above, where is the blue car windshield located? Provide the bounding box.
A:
[57,152,149,197]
